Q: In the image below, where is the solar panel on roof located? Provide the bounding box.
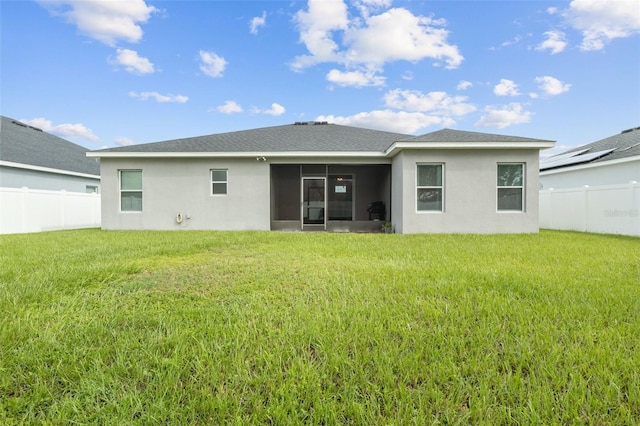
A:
[540,149,586,164]
[540,148,616,170]
[540,149,589,168]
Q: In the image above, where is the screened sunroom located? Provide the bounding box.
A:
[270,164,391,232]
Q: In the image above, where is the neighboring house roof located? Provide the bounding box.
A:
[89,122,554,158]
[540,126,640,171]
[0,115,100,177]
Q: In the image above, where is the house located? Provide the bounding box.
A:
[0,115,101,192]
[87,122,554,234]
[540,126,640,189]
[1,115,102,234]
[539,126,640,237]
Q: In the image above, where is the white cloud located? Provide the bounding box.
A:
[40,0,157,46]
[565,0,640,50]
[316,110,452,134]
[199,50,227,78]
[216,100,243,114]
[250,11,267,35]
[291,1,463,72]
[536,30,568,54]
[111,48,154,74]
[402,71,414,81]
[326,69,385,87]
[354,0,392,17]
[292,0,349,70]
[494,79,520,97]
[383,89,476,117]
[129,91,189,103]
[254,103,286,116]
[501,35,522,48]
[114,136,136,146]
[457,80,473,91]
[489,35,522,51]
[21,117,99,141]
[535,76,571,95]
[343,8,463,69]
[475,103,532,129]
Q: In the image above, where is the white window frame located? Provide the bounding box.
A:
[211,169,228,195]
[497,163,525,212]
[416,163,444,213]
[119,169,143,212]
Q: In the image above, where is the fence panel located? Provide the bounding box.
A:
[0,187,101,234]
[540,182,639,236]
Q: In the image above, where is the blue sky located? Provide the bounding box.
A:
[2,0,639,156]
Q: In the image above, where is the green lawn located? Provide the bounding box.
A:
[1,229,638,424]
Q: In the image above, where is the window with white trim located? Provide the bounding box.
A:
[120,170,142,212]
[497,163,524,211]
[211,169,228,195]
[417,163,444,212]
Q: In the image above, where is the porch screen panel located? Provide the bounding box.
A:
[328,174,353,220]
[271,165,300,220]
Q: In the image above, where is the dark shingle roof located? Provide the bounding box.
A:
[541,126,640,171]
[94,122,412,153]
[91,123,554,157]
[398,128,553,144]
[0,116,100,176]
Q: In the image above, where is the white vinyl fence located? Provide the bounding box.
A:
[0,187,101,234]
[539,181,640,237]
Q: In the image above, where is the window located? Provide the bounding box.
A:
[497,163,524,211]
[120,170,142,212]
[211,169,228,195]
[86,185,98,194]
[417,164,444,212]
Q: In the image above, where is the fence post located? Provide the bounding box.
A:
[547,189,554,229]
[21,187,28,233]
[61,190,67,229]
[631,181,639,236]
[582,185,589,232]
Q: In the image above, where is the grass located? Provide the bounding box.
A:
[1,229,639,424]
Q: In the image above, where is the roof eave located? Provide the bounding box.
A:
[87,141,557,159]
[0,160,100,179]
[385,141,556,157]
[87,151,389,159]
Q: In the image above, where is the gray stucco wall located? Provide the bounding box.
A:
[100,158,270,231]
[99,152,542,233]
[0,166,100,192]
[391,149,541,234]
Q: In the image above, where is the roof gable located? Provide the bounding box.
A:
[0,116,100,176]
